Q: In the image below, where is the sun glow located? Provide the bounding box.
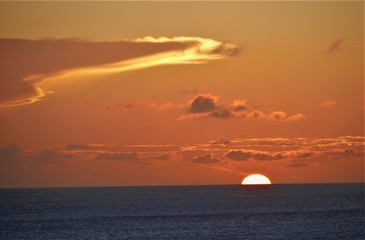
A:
[241,174,271,185]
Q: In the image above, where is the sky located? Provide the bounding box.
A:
[0,1,363,188]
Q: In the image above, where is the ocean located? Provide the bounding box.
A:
[0,183,363,239]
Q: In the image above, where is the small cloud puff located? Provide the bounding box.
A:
[180,94,305,122]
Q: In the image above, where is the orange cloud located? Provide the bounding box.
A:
[0,37,240,108]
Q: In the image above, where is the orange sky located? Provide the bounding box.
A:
[0,1,363,187]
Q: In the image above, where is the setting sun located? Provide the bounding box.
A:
[241,174,272,185]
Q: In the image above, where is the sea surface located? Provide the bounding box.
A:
[0,184,363,239]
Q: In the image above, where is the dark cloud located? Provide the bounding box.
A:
[224,150,252,161]
[191,153,220,164]
[188,94,218,113]
[0,145,23,161]
[95,152,138,161]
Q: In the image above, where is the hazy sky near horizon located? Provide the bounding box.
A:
[0,1,363,187]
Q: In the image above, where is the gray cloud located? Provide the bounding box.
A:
[324,149,364,159]
[188,94,218,113]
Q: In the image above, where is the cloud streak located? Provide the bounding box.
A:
[0,37,241,108]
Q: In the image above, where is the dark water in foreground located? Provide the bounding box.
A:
[0,184,363,239]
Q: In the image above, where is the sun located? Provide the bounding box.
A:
[241,174,271,185]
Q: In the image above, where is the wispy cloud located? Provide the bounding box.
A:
[2,137,362,164]
[0,37,241,108]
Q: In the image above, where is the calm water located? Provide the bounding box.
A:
[0,184,363,239]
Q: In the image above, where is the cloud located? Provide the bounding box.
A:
[319,100,336,107]
[326,38,343,54]
[268,111,305,122]
[188,94,218,113]
[0,37,240,108]
[180,94,305,122]
[252,152,285,161]
[268,111,287,120]
[0,145,23,161]
[65,144,95,150]
[211,139,231,146]
[224,149,286,162]
[231,99,248,112]
[191,153,220,164]
[36,149,76,160]
[295,152,313,159]
[106,101,157,110]
[324,149,364,159]
[247,110,266,119]
[224,150,252,161]
[95,152,138,161]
